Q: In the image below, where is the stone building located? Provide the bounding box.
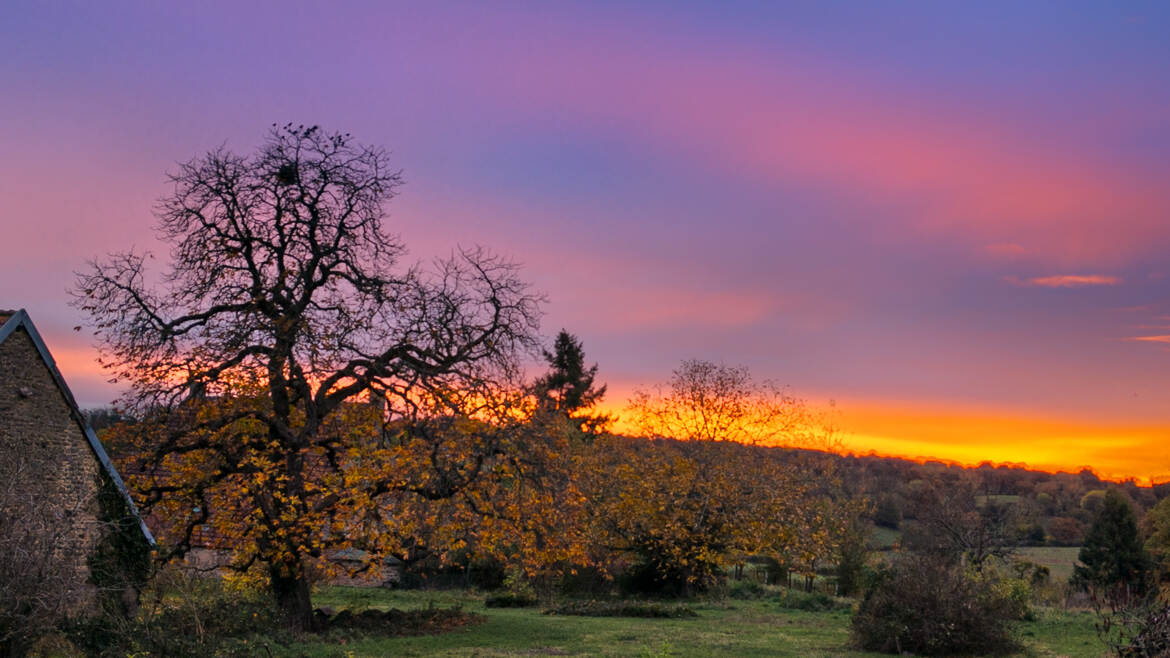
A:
[0,308,153,616]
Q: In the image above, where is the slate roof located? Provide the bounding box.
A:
[0,309,155,546]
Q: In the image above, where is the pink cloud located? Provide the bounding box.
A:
[1005,274,1122,288]
[1127,335,1170,344]
[427,8,1169,266]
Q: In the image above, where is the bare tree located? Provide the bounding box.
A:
[73,124,542,630]
[626,360,811,446]
[901,476,1018,570]
[0,459,90,656]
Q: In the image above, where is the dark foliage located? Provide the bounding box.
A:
[1072,489,1152,596]
[88,470,153,617]
[872,496,902,530]
[69,574,280,657]
[618,551,723,597]
[851,557,1021,656]
[70,572,482,657]
[484,593,540,608]
[531,330,611,434]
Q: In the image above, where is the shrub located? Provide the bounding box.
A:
[851,557,1021,656]
[69,568,281,656]
[772,589,852,612]
[1095,597,1170,656]
[725,580,769,600]
[70,568,485,656]
[484,593,539,608]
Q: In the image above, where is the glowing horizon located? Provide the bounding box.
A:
[3,2,1170,482]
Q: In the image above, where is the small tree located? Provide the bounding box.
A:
[1072,489,1152,597]
[901,476,1018,571]
[600,361,855,594]
[74,124,542,630]
[531,330,610,434]
[1142,496,1170,580]
[627,360,808,446]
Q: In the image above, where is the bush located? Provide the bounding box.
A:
[851,557,1021,656]
[69,568,282,656]
[484,593,539,608]
[70,568,485,656]
[772,589,852,612]
[1095,597,1170,656]
[725,580,770,600]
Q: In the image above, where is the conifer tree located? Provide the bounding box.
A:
[532,330,611,433]
[1072,489,1152,596]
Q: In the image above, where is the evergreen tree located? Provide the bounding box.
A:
[1072,489,1152,596]
[532,330,611,433]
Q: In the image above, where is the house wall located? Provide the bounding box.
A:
[0,326,103,614]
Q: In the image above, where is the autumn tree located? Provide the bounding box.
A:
[531,330,611,434]
[73,125,543,630]
[592,360,857,594]
[627,360,809,446]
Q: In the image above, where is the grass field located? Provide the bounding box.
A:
[867,525,901,550]
[1016,546,1083,583]
[273,587,1105,657]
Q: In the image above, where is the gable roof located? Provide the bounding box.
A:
[0,309,155,546]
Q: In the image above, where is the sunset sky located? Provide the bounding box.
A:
[3,2,1170,480]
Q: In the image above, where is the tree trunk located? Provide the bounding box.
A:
[271,560,314,632]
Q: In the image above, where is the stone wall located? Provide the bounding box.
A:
[0,326,103,614]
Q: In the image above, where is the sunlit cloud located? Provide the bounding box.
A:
[838,400,1170,482]
[1126,335,1170,344]
[1005,274,1122,288]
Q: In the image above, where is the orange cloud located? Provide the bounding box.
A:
[1010,274,1122,287]
[1127,335,1170,344]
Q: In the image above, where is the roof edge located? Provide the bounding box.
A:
[2,309,155,546]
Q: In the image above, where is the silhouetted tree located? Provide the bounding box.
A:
[73,124,542,630]
[531,330,610,433]
[1073,489,1152,597]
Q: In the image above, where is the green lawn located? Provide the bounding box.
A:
[867,525,901,550]
[281,587,1105,657]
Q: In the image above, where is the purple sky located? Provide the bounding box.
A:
[3,1,1170,477]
